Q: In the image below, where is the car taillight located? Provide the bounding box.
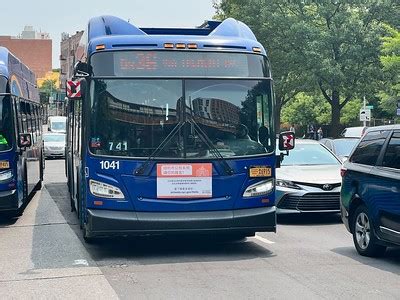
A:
[340,168,347,177]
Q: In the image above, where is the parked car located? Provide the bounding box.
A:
[48,116,67,133]
[320,138,359,161]
[276,139,342,214]
[340,126,367,138]
[341,125,400,257]
[43,133,66,158]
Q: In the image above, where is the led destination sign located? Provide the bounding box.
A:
[91,51,269,77]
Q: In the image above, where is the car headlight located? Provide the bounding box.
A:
[0,170,13,182]
[89,179,124,199]
[243,179,274,198]
[276,179,302,190]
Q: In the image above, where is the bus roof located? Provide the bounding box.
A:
[0,46,38,101]
[86,16,266,56]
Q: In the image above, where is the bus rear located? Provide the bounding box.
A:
[67,16,280,240]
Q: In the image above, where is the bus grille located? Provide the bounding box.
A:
[278,193,340,212]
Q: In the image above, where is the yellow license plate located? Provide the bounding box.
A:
[0,161,9,169]
[249,166,271,177]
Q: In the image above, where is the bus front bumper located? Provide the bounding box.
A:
[0,189,18,211]
[86,206,276,238]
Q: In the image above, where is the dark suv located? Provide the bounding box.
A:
[341,125,400,257]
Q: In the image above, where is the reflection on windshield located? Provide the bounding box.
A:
[0,95,13,151]
[0,76,7,94]
[89,79,274,158]
[334,139,359,157]
[280,144,340,166]
[51,122,66,131]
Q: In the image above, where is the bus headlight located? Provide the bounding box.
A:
[0,170,13,182]
[89,179,124,199]
[243,179,274,198]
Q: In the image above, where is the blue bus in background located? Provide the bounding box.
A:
[66,16,293,241]
[0,47,44,216]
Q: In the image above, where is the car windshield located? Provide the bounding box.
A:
[44,134,65,143]
[51,121,66,131]
[89,79,274,158]
[333,139,359,157]
[280,143,340,166]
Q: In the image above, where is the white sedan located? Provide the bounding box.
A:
[276,139,342,214]
[43,133,66,158]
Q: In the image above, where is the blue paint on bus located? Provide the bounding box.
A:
[66,16,276,240]
[0,47,43,215]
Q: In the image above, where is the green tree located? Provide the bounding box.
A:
[213,0,314,130]
[39,79,57,105]
[214,0,399,136]
[380,25,400,118]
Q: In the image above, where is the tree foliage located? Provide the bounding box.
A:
[39,79,57,104]
[379,25,400,117]
[213,0,400,136]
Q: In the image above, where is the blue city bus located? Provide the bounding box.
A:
[66,16,292,240]
[0,47,44,216]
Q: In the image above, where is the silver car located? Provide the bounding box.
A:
[276,139,342,214]
[43,133,66,158]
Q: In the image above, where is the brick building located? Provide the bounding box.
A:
[60,31,84,91]
[0,26,52,79]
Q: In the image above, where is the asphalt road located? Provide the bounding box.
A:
[0,159,399,299]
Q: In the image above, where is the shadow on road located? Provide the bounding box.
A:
[86,235,274,266]
[45,182,275,266]
[277,213,342,226]
[332,246,400,276]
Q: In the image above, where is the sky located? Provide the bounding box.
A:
[0,0,216,68]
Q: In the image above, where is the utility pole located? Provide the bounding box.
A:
[363,96,366,127]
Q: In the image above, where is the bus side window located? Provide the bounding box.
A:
[73,101,78,153]
[14,98,22,135]
[77,101,82,156]
[30,103,36,143]
[20,101,27,134]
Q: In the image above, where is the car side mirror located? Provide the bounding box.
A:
[18,133,32,149]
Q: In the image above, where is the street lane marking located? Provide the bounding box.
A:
[253,235,275,244]
[73,259,89,266]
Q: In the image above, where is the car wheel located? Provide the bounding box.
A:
[352,205,386,257]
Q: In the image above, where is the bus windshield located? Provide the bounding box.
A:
[89,79,274,158]
[0,95,13,151]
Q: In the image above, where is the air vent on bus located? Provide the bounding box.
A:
[203,45,247,50]
[112,44,158,48]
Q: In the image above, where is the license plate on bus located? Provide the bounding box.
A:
[0,161,9,169]
[249,166,271,177]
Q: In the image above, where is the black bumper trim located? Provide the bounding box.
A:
[0,189,18,211]
[86,206,276,237]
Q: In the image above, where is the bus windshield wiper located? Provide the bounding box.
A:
[188,118,234,176]
[135,121,186,176]
[134,119,234,176]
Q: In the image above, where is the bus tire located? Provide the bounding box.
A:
[83,221,95,243]
[23,163,28,202]
[39,150,44,182]
[35,180,42,191]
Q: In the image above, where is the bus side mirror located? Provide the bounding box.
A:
[18,133,32,149]
[279,131,295,151]
[73,61,90,77]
